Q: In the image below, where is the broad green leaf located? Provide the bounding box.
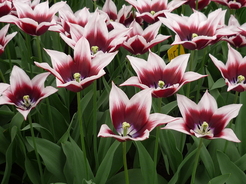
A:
[217,150,246,184]
[135,141,158,184]
[206,68,214,89]
[38,103,68,141]
[21,122,51,134]
[1,142,14,184]
[94,140,120,184]
[159,130,183,173]
[8,112,24,130]
[208,174,230,184]
[162,100,177,114]
[106,169,167,184]
[210,78,226,90]
[192,137,215,178]
[62,138,94,183]
[0,127,10,154]
[168,149,196,184]
[235,92,246,155]
[25,157,40,184]
[26,137,66,181]
[1,126,18,184]
[235,153,246,171]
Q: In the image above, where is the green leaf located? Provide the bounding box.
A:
[210,78,225,90]
[217,150,246,184]
[106,169,166,184]
[26,137,66,181]
[1,142,14,184]
[206,68,214,90]
[21,123,51,133]
[135,141,158,184]
[159,130,183,173]
[235,153,246,171]
[161,100,177,114]
[62,138,94,183]
[1,126,18,184]
[235,92,246,155]
[8,112,24,130]
[192,137,215,178]
[208,174,230,184]
[168,149,197,184]
[94,140,120,184]
[25,157,40,184]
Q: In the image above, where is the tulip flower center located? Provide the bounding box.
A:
[91,46,99,54]
[150,11,155,15]
[194,121,213,136]
[73,73,81,82]
[122,122,130,136]
[21,95,32,109]
[237,75,245,83]
[158,80,165,89]
[192,33,198,38]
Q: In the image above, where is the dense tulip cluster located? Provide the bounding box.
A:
[0,0,245,184]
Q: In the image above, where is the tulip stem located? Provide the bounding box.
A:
[36,36,42,63]
[93,81,99,169]
[186,50,195,97]
[223,91,239,153]
[28,115,45,184]
[0,69,6,83]
[191,138,203,184]
[154,98,162,167]
[46,98,55,141]
[25,33,33,77]
[77,91,89,179]
[122,141,130,184]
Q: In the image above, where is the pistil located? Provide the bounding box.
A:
[73,73,81,82]
[158,80,165,89]
[122,122,130,136]
[22,95,31,109]
[197,121,210,135]
[91,46,99,54]
[150,10,155,15]
[237,75,245,83]
[192,33,198,38]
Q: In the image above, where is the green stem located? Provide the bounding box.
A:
[36,36,42,63]
[25,33,33,77]
[77,91,89,179]
[196,47,207,103]
[196,0,199,10]
[6,43,13,69]
[186,50,195,98]
[46,98,55,141]
[93,81,99,169]
[154,98,162,166]
[223,91,239,153]
[0,69,6,83]
[122,141,130,184]
[191,138,203,184]
[28,115,45,184]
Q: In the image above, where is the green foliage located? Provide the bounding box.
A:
[0,0,246,183]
